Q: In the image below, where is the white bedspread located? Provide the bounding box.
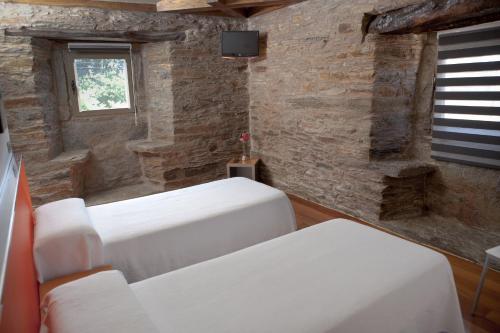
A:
[131,219,465,333]
[88,177,296,282]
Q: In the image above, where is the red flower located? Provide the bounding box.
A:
[240,132,251,143]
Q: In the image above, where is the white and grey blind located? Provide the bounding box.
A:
[432,23,500,169]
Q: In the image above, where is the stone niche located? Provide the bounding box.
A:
[0,2,249,205]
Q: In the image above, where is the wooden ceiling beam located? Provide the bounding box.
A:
[156,0,304,14]
[4,27,187,43]
[157,0,212,12]
[6,0,157,12]
[247,4,284,17]
[366,0,500,35]
[226,0,304,8]
[207,0,247,18]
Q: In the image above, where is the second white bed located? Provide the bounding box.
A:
[43,219,465,333]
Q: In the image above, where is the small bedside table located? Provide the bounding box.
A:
[39,265,113,302]
[227,158,260,181]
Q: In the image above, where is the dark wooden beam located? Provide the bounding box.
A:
[366,0,500,35]
[207,0,247,17]
[4,27,186,43]
[7,0,157,12]
[224,0,304,9]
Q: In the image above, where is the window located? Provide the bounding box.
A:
[65,43,135,115]
[432,22,500,169]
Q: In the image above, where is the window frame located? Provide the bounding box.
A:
[64,50,135,117]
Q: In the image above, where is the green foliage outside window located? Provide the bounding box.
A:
[74,58,131,112]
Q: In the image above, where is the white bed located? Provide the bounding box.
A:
[34,177,296,283]
[42,219,465,333]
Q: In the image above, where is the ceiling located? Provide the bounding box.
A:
[7,0,304,17]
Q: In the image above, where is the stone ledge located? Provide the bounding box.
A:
[127,139,174,154]
[51,149,90,164]
[370,161,436,178]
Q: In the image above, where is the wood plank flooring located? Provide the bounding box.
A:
[289,194,500,333]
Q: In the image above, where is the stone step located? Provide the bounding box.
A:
[31,187,75,207]
[29,168,72,186]
[26,149,90,176]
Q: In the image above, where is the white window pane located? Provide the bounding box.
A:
[433,125,500,137]
[437,54,500,65]
[436,86,500,92]
[434,113,500,122]
[74,58,131,112]
[435,99,500,107]
[436,70,500,78]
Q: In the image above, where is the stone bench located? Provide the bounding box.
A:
[27,149,90,206]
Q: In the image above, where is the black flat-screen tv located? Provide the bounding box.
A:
[221,31,259,58]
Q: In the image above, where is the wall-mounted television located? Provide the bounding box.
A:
[221,31,259,58]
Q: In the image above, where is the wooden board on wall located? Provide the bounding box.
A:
[5,0,158,12]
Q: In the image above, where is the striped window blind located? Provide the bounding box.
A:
[432,22,500,169]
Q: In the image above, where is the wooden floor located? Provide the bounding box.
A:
[289,195,500,333]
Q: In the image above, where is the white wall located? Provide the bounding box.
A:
[0,93,11,184]
[0,91,16,303]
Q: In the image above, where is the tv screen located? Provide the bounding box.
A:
[222,31,259,58]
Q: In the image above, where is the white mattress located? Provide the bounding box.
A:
[88,177,296,282]
[130,219,465,333]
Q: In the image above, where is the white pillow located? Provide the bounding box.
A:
[34,198,105,283]
[41,271,159,333]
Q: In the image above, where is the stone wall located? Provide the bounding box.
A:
[0,34,58,164]
[370,33,424,159]
[1,0,499,263]
[248,0,500,263]
[0,32,88,205]
[130,22,249,190]
[0,2,248,203]
[248,0,422,222]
